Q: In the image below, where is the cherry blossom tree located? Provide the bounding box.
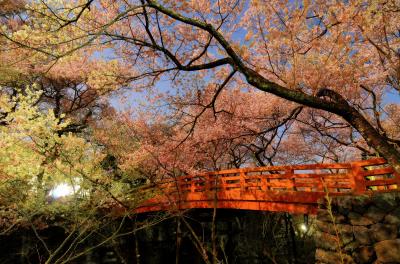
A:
[1,0,399,172]
[0,0,129,133]
[0,85,165,263]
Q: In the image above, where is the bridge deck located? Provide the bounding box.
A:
[135,158,400,214]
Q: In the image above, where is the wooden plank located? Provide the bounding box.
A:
[205,162,351,176]
[255,174,295,179]
[264,182,294,188]
[292,173,349,179]
[360,167,394,177]
[351,158,387,167]
[242,183,264,188]
[293,182,317,188]
[322,177,350,182]
[323,182,352,188]
[218,176,240,181]
[365,179,397,187]
[244,178,262,182]
[222,183,241,188]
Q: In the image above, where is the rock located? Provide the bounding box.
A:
[315,232,340,251]
[316,220,331,233]
[338,224,354,235]
[352,196,371,214]
[317,209,331,222]
[318,198,329,210]
[315,248,355,264]
[370,223,397,242]
[353,226,372,245]
[335,214,347,224]
[317,209,346,223]
[316,221,353,236]
[371,193,397,212]
[341,231,355,246]
[353,246,375,264]
[337,197,353,215]
[384,207,400,225]
[374,239,400,263]
[343,241,359,253]
[365,206,386,223]
[333,224,354,245]
[349,212,374,226]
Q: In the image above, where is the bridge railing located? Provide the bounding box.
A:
[157,158,399,195]
[136,158,400,213]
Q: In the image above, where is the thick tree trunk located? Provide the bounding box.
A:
[243,69,400,173]
[343,108,400,173]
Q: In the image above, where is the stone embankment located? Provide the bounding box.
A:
[315,192,400,264]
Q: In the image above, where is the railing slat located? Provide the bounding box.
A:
[364,179,397,187]
[360,167,394,177]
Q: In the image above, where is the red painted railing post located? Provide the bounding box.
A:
[240,171,246,192]
[190,177,195,193]
[204,174,210,193]
[287,169,295,191]
[395,170,400,190]
[351,162,366,195]
[317,177,324,192]
[261,177,267,192]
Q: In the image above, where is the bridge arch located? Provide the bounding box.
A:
[136,158,400,214]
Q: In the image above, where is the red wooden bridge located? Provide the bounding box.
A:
[136,158,400,215]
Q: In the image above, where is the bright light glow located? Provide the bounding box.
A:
[49,183,75,199]
[300,223,308,232]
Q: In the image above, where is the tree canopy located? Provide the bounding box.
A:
[1,0,399,174]
[0,0,399,262]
